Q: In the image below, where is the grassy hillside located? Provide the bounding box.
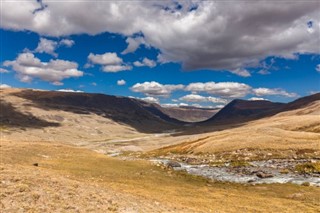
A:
[153,100,320,160]
[1,88,181,133]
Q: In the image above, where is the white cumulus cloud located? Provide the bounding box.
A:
[185,82,252,98]
[179,94,228,104]
[35,37,58,57]
[316,64,320,72]
[140,96,159,104]
[133,58,156,68]
[131,81,184,97]
[215,105,226,109]
[161,103,179,108]
[1,1,319,75]
[253,88,298,98]
[130,80,299,100]
[248,97,268,101]
[3,52,83,85]
[88,52,131,72]
[88,52,122,65]
[59,39,75,47]
[117,79,126,86]
[103,65,132,72]
[57,89,83,93]
[230,68,251,77]
[0,84,12,89]
[0,68,9,73]
[122,36,148,54]
[34,37,75,57]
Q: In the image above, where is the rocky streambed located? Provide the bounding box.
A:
[150,158,320,186]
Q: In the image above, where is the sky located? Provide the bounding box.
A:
[1,0,319,108]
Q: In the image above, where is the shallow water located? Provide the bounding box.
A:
[151,159,320,186]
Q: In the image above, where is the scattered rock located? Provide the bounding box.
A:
[279,169,290,174]
[250,170,258,175]
[256,172,273,178]
[301,182,310,186]
[167,161,181,168]
[186,158,197,164]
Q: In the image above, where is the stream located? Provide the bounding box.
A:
[150,158,320,186]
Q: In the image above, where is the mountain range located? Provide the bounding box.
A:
[1,88,319,133]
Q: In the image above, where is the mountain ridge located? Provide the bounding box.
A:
[201,93,320,125]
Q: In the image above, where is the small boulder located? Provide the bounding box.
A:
[186,158,197,164]
[301,182,310,187]
[256,172,273,178]
[167,161,181,168]
[33,163,39,167]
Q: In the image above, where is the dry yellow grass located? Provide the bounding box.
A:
[3,88,319,158]
[0,88,188,154]
[1,88,320,212]
[0,88,146,142]
[155,105,320,157]
[1,140,320,212]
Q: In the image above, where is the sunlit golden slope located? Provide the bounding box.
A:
[156,99,320,156]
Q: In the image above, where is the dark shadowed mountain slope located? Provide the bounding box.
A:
[203,99,284,124]
[278,93,320,112]
[11,89,183,133]
[0,100,60,129]
[4,88,320,133]
[202,93,320,125]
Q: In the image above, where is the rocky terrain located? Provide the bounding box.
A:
[150,158,320,186]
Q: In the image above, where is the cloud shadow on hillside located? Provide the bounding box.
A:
[11,90,179,133]
[0,100,60,129]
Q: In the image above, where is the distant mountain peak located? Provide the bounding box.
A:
[202,93,320,125]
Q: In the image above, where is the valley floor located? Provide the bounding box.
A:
[1,89,320,212]
[1,140,320,212]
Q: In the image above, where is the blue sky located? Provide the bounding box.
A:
[1,1,319,108]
